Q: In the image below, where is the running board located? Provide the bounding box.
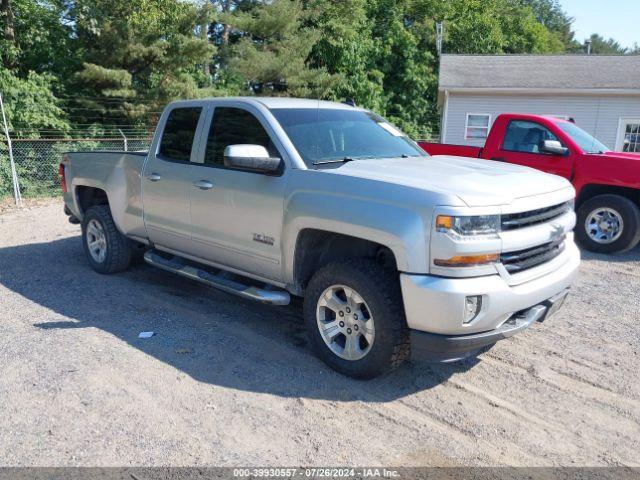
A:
[143,250,290,306]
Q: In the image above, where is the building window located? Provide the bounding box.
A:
[465,114,491,139]
[616,119,640,153]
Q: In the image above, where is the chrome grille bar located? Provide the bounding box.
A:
[500,236,566,274]
[502,202,571,230]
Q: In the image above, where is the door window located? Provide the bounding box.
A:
[204,107,277,167]
[502,120,559,154]
[158,107,202,162]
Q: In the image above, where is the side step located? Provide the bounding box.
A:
[143,250,290,306]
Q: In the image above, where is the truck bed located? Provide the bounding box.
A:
[418,141,482,158]
[63,150,148,239]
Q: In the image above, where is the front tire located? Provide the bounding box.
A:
[303,260,410,379]
[81,205,133,274]
[576,195,640,254]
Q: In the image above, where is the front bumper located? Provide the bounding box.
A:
[410,288,568,362]
[400,239,579,344]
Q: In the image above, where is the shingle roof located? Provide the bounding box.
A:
[439,54,640,91]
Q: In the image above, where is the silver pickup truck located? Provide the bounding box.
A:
[61,97,580,378]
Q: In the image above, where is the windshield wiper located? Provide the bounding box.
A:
[312,157,357,166]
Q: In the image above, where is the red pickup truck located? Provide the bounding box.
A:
[420,113,640,254]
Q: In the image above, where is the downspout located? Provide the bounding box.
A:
[441,90,450,144]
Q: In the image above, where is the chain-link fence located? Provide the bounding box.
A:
[1,122,441,208]
[1,137,152,201]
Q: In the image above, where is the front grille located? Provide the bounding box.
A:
[501,201,571,231]
[500,235,566,274]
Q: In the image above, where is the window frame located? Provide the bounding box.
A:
[193,105,286,176]
[499,119,565,156]
[156,105,207,164]
[616,117,640,153]
[464,113,492,140]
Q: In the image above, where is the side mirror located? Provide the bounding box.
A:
[540,140,569,156]
[223,144,282,174]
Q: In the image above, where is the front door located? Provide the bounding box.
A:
[187,105,287,282]
[616,119,640,153]
[142,104,206,252]
[494,119,573,179]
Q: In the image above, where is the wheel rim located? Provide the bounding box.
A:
[316,284,375,361]
[585,207,624,244]
[86,219,107,263]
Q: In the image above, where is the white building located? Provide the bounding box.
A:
[438,54,640,152]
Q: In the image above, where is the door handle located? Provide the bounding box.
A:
[193,180,214,190]
[146,173,162,182]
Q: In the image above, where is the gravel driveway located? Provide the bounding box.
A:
[0,202,639,467]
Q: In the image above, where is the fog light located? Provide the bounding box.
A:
[464,295,482,323]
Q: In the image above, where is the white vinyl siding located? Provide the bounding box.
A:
[445,93,640,151]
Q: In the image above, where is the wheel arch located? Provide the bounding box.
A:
[291,229,399,295]
[75,185,110,215]
[576,184,640,209]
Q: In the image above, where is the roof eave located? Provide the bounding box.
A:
[439,87,640,96]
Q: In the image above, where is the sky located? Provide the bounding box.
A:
[559,0,639,49]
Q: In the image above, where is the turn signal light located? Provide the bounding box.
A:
[434,253,499,267]
[436,215,452,230]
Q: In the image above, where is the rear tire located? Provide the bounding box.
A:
[303,260,410,379]
[81,205,133,274]
[576,195,640,254]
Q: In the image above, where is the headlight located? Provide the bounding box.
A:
[436,214,500,237]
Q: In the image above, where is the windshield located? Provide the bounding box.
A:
[270,108,427,166]
[557,122,609,154]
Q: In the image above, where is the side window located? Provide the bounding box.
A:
[158,107,202,162]
[204,107,276,166]
[502,120,559,154]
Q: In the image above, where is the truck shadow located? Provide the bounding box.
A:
[1,237,497,401]
[579,246,640,263]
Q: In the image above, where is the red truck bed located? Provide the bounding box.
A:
[418,142,481,158]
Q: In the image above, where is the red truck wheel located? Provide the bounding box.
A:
[576,195,640,254]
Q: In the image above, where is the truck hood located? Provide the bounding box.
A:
[323,155,571,207]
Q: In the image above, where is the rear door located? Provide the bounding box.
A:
[186,104,288,282]
[493,120,573,179]
[142,103,208,252]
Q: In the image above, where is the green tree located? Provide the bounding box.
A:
[520,0,579,51]
[64,0,216,123]
[0,67,70,198]
[584,33,627,54]
[224,0,336,97]
[0,68,68,134]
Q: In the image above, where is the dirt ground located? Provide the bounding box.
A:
[0,202,639,467]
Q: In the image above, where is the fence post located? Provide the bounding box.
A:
[0,92,23,208]
[118,128,128,152]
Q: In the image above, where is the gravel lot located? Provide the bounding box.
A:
[1,202,639,467]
